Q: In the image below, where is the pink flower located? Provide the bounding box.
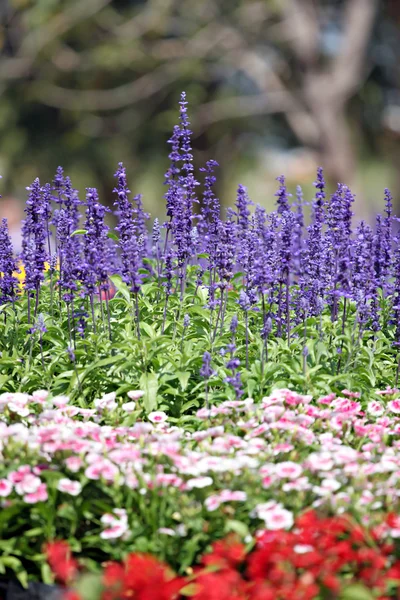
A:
[24,483,48,504]
[100,509,129,539]
[94,393,117,412]
[205,495,221,511]
[85,460,119,482]
[367,401,385,417]
[341,389,361,398]
[31,390,49,404]
[388,400,400,414]
[100,521,128,539]
[148,411,168,424]
[8,466,31,484]
[263,507,294,530]
[275,461,303,479]
[52,396,70,408]
[0,479,12,497]
[57,479,82,496]
[127,390,144,400]
[65,456,83,473]
[15,474,42,495]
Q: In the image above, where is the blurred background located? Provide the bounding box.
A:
[1,0,400,245]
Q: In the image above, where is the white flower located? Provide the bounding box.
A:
[186,476,213,489]
[122,401,136,414]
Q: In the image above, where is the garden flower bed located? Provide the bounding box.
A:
[1,93,400,597]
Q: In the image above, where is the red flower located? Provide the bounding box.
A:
[46,541,78,585]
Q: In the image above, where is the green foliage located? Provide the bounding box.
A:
[0,269,398,411]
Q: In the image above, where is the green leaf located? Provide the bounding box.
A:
[177,371,191,391]
[70,229,88,236]
[225,520,249,538]
[109,275,131,303]
[139,372,159,413]
[107,232,119,242]
[339,584,375,600]
[75,573,103,600]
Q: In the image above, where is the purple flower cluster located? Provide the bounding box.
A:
[1,92,400,394]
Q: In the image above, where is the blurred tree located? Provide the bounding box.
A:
[0,0,398,212]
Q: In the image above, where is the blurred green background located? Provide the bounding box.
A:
[1,0,400,244]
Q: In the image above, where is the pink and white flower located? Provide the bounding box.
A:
[0,479,12,497]
[24,483,48,504]
[148,411,168,424]
[263,506,294,530]
[275,461,303,479]
[57,478,82,496]
[388,400,400,414]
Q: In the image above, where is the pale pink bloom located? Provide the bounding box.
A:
[15,474,42,495]
[275,462,303,480]
[186,476,213,489]
[113,508,127,521]
[388,400,400,414]
[100,521,128,539]
[24,483,48,504]
[31,390,49,404]
[263,405,285,422]
[318,393,336,404]
[367,401,385,417]
[376,386,399,396]
[94,393,117,412]
[313,478,341,496]
[282,476,311,492]
[196,408,211,419]
[85,460,119,481]
[8,398,30,417]
[125,473,139,489]
[331,398,361,414]
[204,495,221,511]
[122,402,136,413]
[263,507,294,530]
[155,473,183,488]
[57,478,82,496]
[101,513,118,526]
[254,501,281,520]
[127,390,144,400]
[65,456,83,472]
[341,389,361,398]
[52,396,70,408]
[272,443,294,455]
[148,411,168,424]
[219,490,247,502]
[0,479,12,497]
[307,452,334,472]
